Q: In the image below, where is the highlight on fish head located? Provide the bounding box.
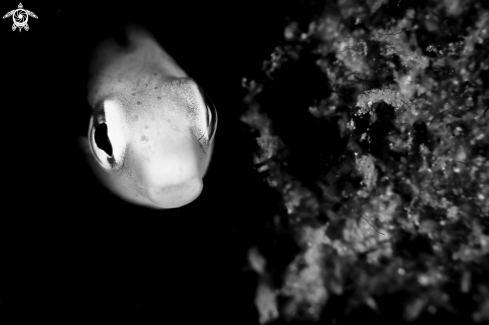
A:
[84,78,217,209]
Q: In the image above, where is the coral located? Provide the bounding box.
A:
[241,0,489,323]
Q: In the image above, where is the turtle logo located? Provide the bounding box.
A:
[3,3,38,32]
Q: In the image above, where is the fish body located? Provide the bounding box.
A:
[80,26,217,209]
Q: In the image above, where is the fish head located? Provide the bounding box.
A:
[84,76,217,209]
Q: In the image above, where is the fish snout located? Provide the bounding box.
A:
[146,176,203,209]
[133,135,204,208]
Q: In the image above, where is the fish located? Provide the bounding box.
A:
[79,26,217,209]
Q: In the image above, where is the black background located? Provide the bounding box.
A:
[1,1,290,322]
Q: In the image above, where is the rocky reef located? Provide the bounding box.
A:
[241,0,489,323]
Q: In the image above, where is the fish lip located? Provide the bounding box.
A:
[142,177,203,209]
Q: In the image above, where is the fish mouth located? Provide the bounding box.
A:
[143,177,203,209]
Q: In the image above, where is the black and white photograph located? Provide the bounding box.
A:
[1,0,488,324]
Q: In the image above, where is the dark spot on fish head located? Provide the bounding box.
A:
[145,83,148,87]
[132,93,136,96]
[137,101,142,105]
[145,125,149,129]
[141,135,148,142]
[154,87,158,90]
[157,96,161,100]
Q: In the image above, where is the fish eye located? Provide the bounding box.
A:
[200,89,218,142]
[94,122,113,157]
[88,100,126,170]
[89,115,115,169]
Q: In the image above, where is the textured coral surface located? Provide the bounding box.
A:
[242,0,489,323]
